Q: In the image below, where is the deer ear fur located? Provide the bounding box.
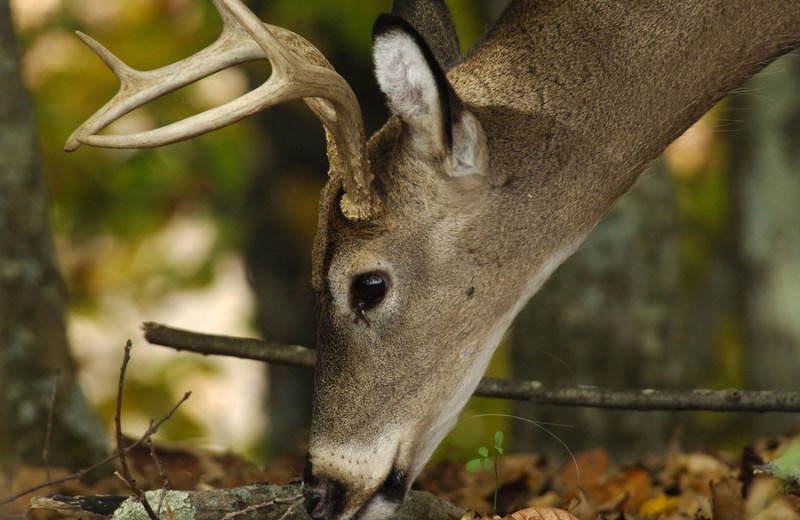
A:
[372,14,489,181]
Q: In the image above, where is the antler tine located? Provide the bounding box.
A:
[65,0,266,152]
[66,0,379,220]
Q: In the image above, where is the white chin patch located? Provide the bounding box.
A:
[353,495,402,520]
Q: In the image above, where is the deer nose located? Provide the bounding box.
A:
[303,459,345,520]
[302,477,345,519]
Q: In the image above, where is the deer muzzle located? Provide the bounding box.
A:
[303,454,409,520]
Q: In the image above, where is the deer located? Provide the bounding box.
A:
[66,0,800,518]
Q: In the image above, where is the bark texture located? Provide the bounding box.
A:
[730,55,800,436]
[30,484,465,520]
[0,0,106,472]
[511,52,800,456]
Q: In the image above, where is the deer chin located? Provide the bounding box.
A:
[303,436,411,520]
[348,495,405,520]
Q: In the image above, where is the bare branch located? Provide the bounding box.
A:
[148,435,173,492]
[143,322,800,413]
[142,322,316,368]
[473,379,800,412]
[114,340,159,520]
[0,370,190,508]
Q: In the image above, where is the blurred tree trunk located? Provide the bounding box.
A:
[244,1,390,457]
[245,101,323,457]
[510,53,800,457]
[510,163,694,457]
[730,56,800,436]
[0,1,106,473]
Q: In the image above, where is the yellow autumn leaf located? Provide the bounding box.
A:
[638,493,680,516]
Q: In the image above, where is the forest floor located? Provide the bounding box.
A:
[4,428,800,520]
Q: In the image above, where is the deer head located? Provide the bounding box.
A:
[67,0,800,518]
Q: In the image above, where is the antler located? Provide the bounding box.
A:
[65,0,379,221]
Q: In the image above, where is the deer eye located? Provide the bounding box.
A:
[351,272,388,311]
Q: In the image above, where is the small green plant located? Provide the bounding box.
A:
[466,430,504,515]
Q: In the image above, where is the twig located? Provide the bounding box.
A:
[0,390,190,507]
[147,431,172,515]
[43,369,61,487]
[142,322,316,368]
[148,434,173,491]
[115,340,159,520]
[0,362,190,510]
[472,380,800,412]
[144,321,800,413]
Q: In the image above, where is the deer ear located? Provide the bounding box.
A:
[373,14,490,181]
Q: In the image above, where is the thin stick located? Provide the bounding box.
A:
[0,390,190,507]
[142,322,316,368]
[148,429,173,517]
[147,434,172,491]
[144,321,800,413]
[42,369,61,487]
[473,380,800,412]
[114,340,159,520]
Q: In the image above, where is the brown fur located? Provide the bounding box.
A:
[308,1,800,518]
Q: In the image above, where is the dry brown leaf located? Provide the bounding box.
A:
[710,476,744,520]
[589,466,651,512]
[505,506,580,520]
[558,449,609,488]
[560,489,593,519]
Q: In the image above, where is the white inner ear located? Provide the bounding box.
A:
[373,29,445,155]
[448,110,490,179]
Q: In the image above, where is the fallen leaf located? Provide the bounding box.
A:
[505,506,579,520]
[638,492,680,517]
[755,436,800,484]
[710,476,744,520]
[560,489,592,519]
[589,466,652,513]
[558,449,609,488]
[503,507,578,520]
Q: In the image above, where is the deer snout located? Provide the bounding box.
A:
[302,477,345,519]
[303,456,409,520]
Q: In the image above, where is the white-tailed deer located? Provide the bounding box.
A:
[67,0,800,518]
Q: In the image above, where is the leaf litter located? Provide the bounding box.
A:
[6,431,800,519]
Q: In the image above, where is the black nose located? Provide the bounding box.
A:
[303,459,346,520]
[378,468,408,504]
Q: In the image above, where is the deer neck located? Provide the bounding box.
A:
[449,0,800,242]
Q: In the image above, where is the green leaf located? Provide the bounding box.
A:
[494,431,504,447]
[466,459,482,473]
[478,446,489,457]
[495,447,504,455]
[757,437,800,484]
[482,458,491,472]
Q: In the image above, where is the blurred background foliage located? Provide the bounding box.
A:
[11,0,506,465]
[8,0,800,471]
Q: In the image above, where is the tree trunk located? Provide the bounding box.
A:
[243,0,391,456]
[730,55,800,436]
[510,162,692,457]
[510,52,800,458]
[0,0,106,473]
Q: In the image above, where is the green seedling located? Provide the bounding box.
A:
[466,430,504,515]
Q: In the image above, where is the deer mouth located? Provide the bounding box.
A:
[303,456,408,520]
